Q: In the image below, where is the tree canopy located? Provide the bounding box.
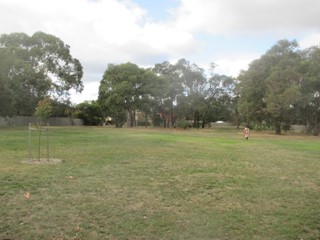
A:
[237,39,320,134]
[0,31,83,116]
[98,62,159,127]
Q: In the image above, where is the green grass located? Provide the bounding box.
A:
[1,126,320,239]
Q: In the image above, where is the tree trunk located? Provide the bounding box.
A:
[127,110,135,127]
[145,113,148,128]
[193,111,200,128]
[275,121,281,135]
[313,112,319,136]
[171,112,174,128]
[132,111,136,127]
[306,118,312,134]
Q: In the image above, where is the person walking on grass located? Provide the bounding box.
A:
[243,127,250,140]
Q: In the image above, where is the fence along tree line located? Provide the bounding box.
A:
[0,32,319,134]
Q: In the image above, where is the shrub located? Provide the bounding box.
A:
[176,119,189,129]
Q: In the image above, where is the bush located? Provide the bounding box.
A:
[151,114,162,127]
[137,120,151,127]
[175,119,189,129]
[75,101,104,126]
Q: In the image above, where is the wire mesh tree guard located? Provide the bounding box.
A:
[28,123,50,162]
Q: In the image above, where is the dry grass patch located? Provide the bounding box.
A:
[22,158,62,164]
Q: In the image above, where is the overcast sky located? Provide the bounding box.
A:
[1,0,320,103]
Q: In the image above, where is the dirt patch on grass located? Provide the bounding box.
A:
[22,158,62,164]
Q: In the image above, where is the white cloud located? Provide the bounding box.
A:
[0,0,198,62]
[0,0,201,103]
[215,53,260,77]
[299,33,320,49]
[172,0,320,36]
[69,81,100,104]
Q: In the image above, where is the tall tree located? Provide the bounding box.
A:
[0,32,83,116]
[152,60,236,128]
[98,62,158,127]
[0,67,15,116]
[206,64,237,125]
[237,58,269,127]
[174,59,207,128]
[300,46,320,135]
[237,39,302,134]
[265,44,302,134]
[152,61,182,127]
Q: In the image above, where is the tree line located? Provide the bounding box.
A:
[97,60,235,129]
[0,32,319,134]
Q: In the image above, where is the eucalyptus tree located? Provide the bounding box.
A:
[153,59,236,128]
[98,62,158,127]
[153,59,210,128]
[264,41,303,134]
[135,70,161,127]
[206,63,237,124]
[237,39,303,134]
[152,61,182,127]
[0,32,83,116]
[237,57,270,127]
[174,59,207,127]
[0,60,15,116]
[300,46,320,135]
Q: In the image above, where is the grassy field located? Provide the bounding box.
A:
[0,126,320,240]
